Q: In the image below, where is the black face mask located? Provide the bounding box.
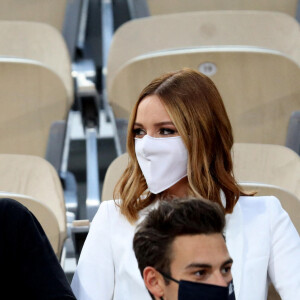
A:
[160,272,236,300]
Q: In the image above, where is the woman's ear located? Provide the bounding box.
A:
[143,266,165,299]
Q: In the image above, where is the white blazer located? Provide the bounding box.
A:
[71,196,300,300]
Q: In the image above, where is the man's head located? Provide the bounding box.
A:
[133,198,233,300]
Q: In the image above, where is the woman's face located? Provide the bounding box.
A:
[133,95,179,139]
[133,94,189,197]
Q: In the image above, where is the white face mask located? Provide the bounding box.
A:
[135,135,188,194]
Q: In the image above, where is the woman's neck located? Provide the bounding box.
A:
[162,176,189,199]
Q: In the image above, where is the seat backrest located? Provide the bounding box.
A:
[146,0,298,17]
[107,11,300,91]
[102,153,129,201]
[0,192,61,257]
[233,143,300,198]
[109,48,300,146]
[239,183,300,232]
[0,21,73,105]
[0,58,69,157]
[0,0,67,31]
[0,154,66,257]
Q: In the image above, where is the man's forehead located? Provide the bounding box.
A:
[170,233,230,268]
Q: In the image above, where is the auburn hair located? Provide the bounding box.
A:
[114,68,252,223]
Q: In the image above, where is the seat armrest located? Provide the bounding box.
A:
[71,220,90,262]
[46,120,67,173]
[286,111,300,155]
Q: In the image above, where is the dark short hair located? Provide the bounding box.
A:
[133,198,225,282]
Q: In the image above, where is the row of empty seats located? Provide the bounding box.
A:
[105,10,300,155]
[0,0,101,265]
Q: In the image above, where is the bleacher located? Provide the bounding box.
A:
[0,1,299,299]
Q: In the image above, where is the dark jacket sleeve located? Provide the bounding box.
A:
[0,198,76,299]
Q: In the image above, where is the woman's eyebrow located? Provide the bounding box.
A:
[154,121,175,126]
[134,121,175,127]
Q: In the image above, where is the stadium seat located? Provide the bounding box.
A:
[133,0,298,18]
[109,48,300,152]
[233,143,300,199]
[0,154,67,259]
[239,183,300,231]
[107,11,300,94]
[0,193,62,258]
[0,58,69,157]
[0,21,73,104]
[102,153,128,201]
[0,19,101,220]
[106,11,300,153]
[0,0,67,31]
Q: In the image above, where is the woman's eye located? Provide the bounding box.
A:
[160,128,176,135]
[133,128,146,137]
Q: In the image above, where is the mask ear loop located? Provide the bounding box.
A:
[157,270,180,284]
[157,271,180,300]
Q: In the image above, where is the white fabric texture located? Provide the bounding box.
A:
[71,196,300,300]
[135,135,188,194]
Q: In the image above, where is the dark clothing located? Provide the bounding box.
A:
[0,198,76,299]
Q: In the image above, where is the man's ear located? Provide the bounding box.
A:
[143,266,165,299]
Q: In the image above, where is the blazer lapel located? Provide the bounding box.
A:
[225,201,245,300]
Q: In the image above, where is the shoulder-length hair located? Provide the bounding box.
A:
[114,68,252,223]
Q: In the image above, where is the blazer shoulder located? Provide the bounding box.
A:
[100,199,121,212]
[237,195,284,222]
[93,199,130,229]
[238,195,281,209]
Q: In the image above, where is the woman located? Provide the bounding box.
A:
[71,69,300,300]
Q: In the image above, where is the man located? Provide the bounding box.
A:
[0,198,76,299]
[133,198,235,300]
